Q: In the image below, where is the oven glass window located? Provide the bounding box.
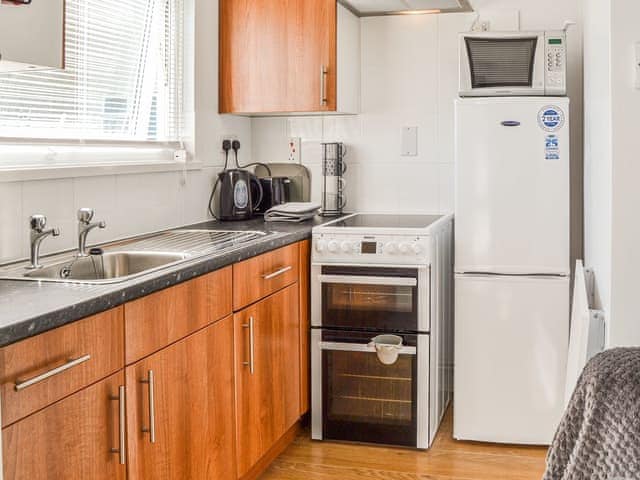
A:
[322,332,418,446]
[321,267,419,332]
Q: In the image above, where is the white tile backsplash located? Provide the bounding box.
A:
[0,183,24,263]
[0,168,219,263]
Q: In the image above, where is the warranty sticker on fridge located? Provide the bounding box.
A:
[545,135,560,160]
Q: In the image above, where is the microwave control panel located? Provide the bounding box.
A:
[544,33,567,94]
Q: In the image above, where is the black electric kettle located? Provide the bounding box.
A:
[217,169,263,221]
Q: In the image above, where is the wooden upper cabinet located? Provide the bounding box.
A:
[219,0,359,115]
[0,0,65,72]
[126,316,237,480]
[234,285,300,478]
[124,267,232,364]
[3,371,126,480]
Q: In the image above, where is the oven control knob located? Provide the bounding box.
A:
[399,243,410,254]
[384,242,397,254]
[340,241,353,253]
[411,243,422,254]
[328,240,339,253]
[315,240,327,253]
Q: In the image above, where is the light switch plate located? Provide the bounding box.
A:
[401,127,418,156]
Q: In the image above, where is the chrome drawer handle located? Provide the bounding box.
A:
[242,317,255,374]
[262,265,293,280]
[110,385,126,465]
[141,370,156,443]
[14,354,91,391]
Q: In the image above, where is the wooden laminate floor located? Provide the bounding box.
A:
[261,409,548,480]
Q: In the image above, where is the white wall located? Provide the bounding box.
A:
[609,0,640,346]
[584,0,640,347]
[583,0,612,322]
[250,0,584,262]
[0,0,251,264]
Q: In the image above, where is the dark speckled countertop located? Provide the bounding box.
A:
[0,217,333,348]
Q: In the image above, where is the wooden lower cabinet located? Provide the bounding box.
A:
[125,316,236,480]
[234,285,301,478]
[2,371,126,480]
[298,239,311,415]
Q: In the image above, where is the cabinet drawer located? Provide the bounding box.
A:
[233,243,299,310]
[125,267,232,364]
[0,307,124,427]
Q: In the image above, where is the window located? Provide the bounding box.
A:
[0,0,183,144]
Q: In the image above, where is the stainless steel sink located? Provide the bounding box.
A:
[0,229,278,284]
[22,251,189,282]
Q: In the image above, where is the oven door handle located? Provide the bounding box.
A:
[318,341,417,355]
[317,275,417,287]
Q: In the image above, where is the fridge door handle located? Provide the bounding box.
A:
[501,120,521,127]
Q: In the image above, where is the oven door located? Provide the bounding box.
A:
[311,329,430,448]
[312,265,430,333]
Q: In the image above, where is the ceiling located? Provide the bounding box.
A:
[339,0,473,16]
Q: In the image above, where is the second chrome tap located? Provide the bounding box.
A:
[77,208,106,257]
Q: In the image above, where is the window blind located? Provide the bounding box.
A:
[0,0,183,143]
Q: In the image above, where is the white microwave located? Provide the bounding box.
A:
[459,31,567,97]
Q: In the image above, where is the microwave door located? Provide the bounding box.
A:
[459,35,545,96]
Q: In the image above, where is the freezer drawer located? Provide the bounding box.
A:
[454,97,570,275]
[454,274,569,444]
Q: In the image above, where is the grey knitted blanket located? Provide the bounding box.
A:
[544,348,640,480]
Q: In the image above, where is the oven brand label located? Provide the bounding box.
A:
[538,106,565,132]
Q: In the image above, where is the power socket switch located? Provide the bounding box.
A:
[401,127,418,156]
[288,137,301,163]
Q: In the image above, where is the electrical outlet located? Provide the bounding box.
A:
[219,134,238,153]
[288,137,301,163]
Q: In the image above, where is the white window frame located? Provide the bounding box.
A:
[0,0,196,182]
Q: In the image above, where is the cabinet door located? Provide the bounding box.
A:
[126,316,236,480]
[219,0,336,113]
[125,267,232,364]
[234,285,300,477]
[3,372,126,480]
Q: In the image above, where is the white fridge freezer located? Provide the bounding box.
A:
[454,274,569,444]
[455,97,570,276]
[454,97,570,444]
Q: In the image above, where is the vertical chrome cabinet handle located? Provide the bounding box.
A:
[110,385,126,465]
[242,317,255,374]
[140,370,156,443]
[320,65,328,106]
